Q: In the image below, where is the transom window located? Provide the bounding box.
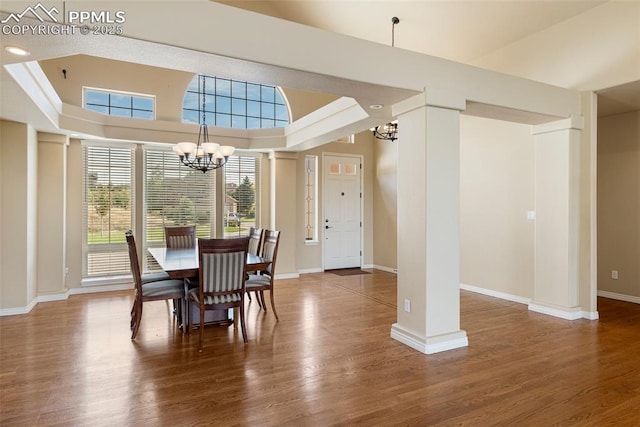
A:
[84,87,155,119]
[182,74,289,129]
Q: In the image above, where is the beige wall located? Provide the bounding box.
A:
[597,110,640,298]
[460,115,535,299]
[0,121,38,310]
[373,137,398,271]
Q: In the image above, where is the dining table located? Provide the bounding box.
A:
[147,245,271,279]
[147,243,271,329]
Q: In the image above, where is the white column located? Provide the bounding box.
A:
[269,151,298,276]
[529,116,584,319]
[37,133,69,299]
[390,91,468,354]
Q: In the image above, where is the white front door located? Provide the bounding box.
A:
[323,155,362,270]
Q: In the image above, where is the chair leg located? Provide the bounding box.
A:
[259,290,266,310]
[198,303,205,352]
[181,297,189,335]
[131,302,143,339]
[239,303,248,344]
[269,289,279,320]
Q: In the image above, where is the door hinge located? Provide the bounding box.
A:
[360,221,362,227]
[360,250,362,256]
[360,192,362,198]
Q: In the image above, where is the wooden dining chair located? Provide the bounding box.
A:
[165,225,196,249]
[245,227,265,304]
[187,237,250,351]
[126,230,186,340]
[248,227,264,256]
[165,225,197,325]
[246,229,281,320]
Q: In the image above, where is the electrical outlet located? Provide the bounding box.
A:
[404,299,411,313]
[611,270,619,280]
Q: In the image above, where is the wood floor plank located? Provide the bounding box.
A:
[1,271,639,426]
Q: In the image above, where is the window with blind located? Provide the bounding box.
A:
[143,148,216,271]
[83,145,134,278]
[223,155,260,238]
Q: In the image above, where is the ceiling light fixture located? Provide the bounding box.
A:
[5,46,30,56]
[372,17,400,142]
[373,122,398,142]
[172,75,235,173]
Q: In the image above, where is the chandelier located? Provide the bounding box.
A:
[372,122,398,141]
[371,17,400,142]
[172,76,235,173]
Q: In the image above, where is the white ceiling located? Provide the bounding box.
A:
[218,0,640,116]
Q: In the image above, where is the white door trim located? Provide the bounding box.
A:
[321,152,364,270]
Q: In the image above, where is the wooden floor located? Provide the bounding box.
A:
[1,271,639,426]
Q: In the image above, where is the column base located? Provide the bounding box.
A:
[391,323,468,354]
[528,301,584,320]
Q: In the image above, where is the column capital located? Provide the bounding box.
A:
[268,151,298,160]
[37,132,69,146]
[532,115,584,135]
[392,87,466,117]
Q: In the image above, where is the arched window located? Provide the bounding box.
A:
[182,74,289,129]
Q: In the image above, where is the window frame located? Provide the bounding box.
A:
[182,74,290,129]
[304,155,318,244]
[83,87,156,120]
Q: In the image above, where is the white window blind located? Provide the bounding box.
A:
[223,155,260,238]
[143,148,216,271]
[83,145,134,278]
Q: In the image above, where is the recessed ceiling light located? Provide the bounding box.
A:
[4,46,30,56]
[369,104,384,110]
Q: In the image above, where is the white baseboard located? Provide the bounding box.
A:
[38,290,71,302]
[391,323,468,354]
[597,290,640,305]
[528,302,584,320]
[275,272,300,280]
[461,283,598,320]
[0,298,38,316]
[460,283,531,305]
[297,268,323,275]
[373,264,397,274]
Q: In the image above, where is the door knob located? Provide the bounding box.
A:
[325,225,331,229]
